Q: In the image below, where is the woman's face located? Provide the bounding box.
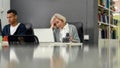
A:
[54,17,64,28]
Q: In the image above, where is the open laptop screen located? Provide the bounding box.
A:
[34,28,54,42]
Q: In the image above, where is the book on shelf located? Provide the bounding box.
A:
[98,0,110,9]
[110,0,115,11]
[106,15,109,24]
[98,7,109,24]
[101,14,106,23]
[98,0,103,6]
[101,29,106,39]
[99,28,117,39]
[98,14,109,24]
[99,27,110,39]
[106,0,109,8]
[113,19,118,26]
[98,13,101,22]
[111,30,116,39]
[101,28,108,39]
[110,15,113,25]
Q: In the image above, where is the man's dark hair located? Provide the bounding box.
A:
[7,9,17,15]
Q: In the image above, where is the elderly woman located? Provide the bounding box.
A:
[50,13,80,43]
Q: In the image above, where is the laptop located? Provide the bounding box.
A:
[8,35,39,45]
[33,28,54,42]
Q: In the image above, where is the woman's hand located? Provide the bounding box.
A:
[69,35,73,42]
[69,35,78,43]
[50,21,56,29]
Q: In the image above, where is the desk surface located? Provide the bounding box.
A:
[0,42,120,68]
[39,42,83,46]
[1,42,83,47]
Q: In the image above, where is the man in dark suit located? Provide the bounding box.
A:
[2,9,27,37]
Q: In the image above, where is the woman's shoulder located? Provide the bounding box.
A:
[68,24,76,28]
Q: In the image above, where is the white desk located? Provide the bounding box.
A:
[1,42,83,47]
[39,42,83,47]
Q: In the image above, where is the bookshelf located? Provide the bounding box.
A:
[113,13,120,40]
[98,0,118,39]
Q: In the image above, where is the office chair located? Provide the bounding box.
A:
[8,35,39,45]
[68,22,84,43]
[24,23,34,35]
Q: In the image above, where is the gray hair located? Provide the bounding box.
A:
[50,13,66,23]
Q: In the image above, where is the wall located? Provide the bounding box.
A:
[0,0,10,28]
[11,0,98,45]
[0,0,2,19]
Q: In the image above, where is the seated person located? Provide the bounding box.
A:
[2,9,27,37]
[50,13,80,43]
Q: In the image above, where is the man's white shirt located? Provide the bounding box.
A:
[10,23,20,35]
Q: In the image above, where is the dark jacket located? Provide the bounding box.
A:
[2,23,27,37]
